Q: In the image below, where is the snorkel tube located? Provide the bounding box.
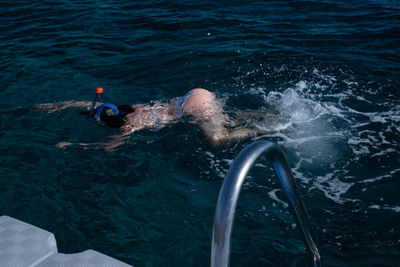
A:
[89,87,104,116]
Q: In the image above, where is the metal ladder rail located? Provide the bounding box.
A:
[211,140,321,267]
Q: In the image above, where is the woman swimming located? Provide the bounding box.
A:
[37,88,270,150]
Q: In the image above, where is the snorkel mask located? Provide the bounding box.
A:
[83,87,119,121]
[80,87,134,128]
[93,103,119,121]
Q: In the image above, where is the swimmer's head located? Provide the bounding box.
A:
[80,104,134,128]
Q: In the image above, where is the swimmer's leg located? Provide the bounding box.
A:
[205,124,261,146]
[197,106,280,145]
[226,109,279,133]
[183,95,268,145]
[197,112,262,146]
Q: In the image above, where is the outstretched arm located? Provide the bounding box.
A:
[56,134,129,152]
[56,120,144,151]
[35,101,98,113]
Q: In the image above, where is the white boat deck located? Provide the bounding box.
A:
[0,216,131,267]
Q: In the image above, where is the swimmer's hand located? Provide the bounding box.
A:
[56,142,72,149]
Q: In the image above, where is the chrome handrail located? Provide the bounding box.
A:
[211,140,321,267]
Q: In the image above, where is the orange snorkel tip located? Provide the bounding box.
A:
[88,87,103,116]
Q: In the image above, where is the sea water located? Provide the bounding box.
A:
[0,1,399,266]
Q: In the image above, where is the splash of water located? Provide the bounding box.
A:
[215,67,399,206]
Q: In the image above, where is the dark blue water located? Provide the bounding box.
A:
[1,1,399,266]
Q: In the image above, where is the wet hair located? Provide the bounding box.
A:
[80,104,135,128]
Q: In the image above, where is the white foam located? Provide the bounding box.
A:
[310,175,355,204]
[360,168,400,183]
[378,131,391,144]
[312,68,337,82]
[200,149,231,178]
[323,104,346,118]
[248,86,268,102]
[343,80,359,87]
[371,148,396,158]
[369,205,400,213]
[268,189,289,208]
[266,88,327,128]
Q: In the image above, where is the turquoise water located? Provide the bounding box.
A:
[1,1,399,266]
